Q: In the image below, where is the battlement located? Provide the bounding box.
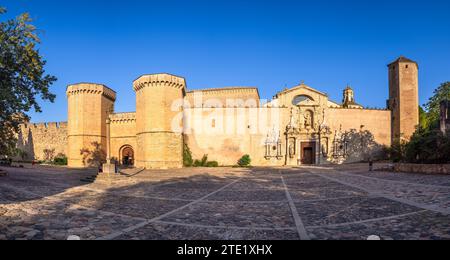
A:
[187,87,260,98]
[133,73,186,92]
[66,83,117,102]
[109,112,137,124]
[21,122,68,130]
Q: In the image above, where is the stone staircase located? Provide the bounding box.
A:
[80,167,145,183]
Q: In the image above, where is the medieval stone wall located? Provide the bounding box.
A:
[327,108,392,146]
[184,107,288,166]
[16,122,68,161]
[109,112,137,162]
[327,108,391,163]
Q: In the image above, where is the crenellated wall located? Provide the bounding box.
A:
[109,112,137,162]
[16,122,68,161]
[185,87,260,108]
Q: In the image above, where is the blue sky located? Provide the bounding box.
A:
[2,0,450,122]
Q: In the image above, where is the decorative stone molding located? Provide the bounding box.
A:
[66,83,117,101]
[133,74,186,92]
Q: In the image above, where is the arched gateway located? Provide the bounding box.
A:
[120,145,134,166]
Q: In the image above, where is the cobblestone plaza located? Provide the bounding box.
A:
[0,164,449,240]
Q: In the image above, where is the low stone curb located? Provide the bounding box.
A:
[394,163,450,175]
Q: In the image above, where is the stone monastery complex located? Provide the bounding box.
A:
[17,57,419,169]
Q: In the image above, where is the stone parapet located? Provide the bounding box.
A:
[133,74,186,92]
[109,112,136,124]
[67,83,116,102]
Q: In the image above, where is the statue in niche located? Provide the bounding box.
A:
[303,110,314,129]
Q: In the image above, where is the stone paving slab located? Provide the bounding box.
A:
[74,194,189,219]
[7,182,69,198]
[296,196,421,227]
[289,187,367,201]
[307,211,450,240]
[161,201,295,228]
[119,186,215,201]
[207,189,287,202]
[0,200,142,240]
[0,185,41,203]
[114,222,300,240]
[107,180,218,199]
[225,178,284,191]
[318,171,450,211]
[353,171,450,187]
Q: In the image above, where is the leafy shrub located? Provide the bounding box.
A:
[192,155,219,167]
[200,154,208,166]
[193,159,202,167]
[183,144,193,167]
[206,161,219,167]
[238,155,251,167]
[53,154,68,166]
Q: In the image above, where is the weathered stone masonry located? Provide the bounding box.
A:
[17,57,419,169]
[16,122,68,161]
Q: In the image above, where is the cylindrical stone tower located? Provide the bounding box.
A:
[133,74,186,169]
[66,83,116,167]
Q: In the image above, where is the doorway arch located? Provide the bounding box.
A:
[119,145,134,166]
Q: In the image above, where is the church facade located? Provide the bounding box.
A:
[17,57,419,169]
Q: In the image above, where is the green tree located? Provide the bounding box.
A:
[397,82,450,164]
[419,106,430,130]
[405,128,450,164]
[387,139,407,163]
[424,82,450,129]
[0,7,56,157]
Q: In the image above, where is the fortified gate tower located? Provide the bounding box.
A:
[133,74,186,169]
